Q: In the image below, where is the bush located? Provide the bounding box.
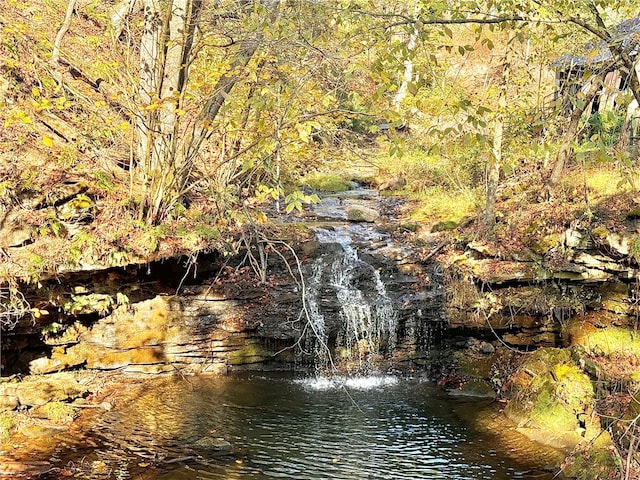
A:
[586,111,624,146]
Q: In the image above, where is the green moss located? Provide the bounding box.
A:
[303,173,351,192]
[505,348,595,440]
[591,226,609,239]
[576,327,640,358]
[432,220,458,231]
[227,343,269,365]
[0,414,14,442]
[630,235,640,263]
[530,234,560,255]
[37,401,76,423]
[626,207,640,219]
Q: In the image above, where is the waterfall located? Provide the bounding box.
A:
[304,226,398,371]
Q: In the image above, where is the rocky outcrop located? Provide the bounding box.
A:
[0,372,91,412]
[443,226,640,349]
[439,225,640,478]
[2,226,440,381]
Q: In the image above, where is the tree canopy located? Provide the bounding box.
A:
[0,0,639,278]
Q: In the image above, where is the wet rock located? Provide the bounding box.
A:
[480,342,495,354]
[449,378,496,399]
[0,373,89,408]
[194,436,233,452]
[345,205,379,223]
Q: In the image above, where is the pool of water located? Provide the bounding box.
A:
[47,373,565,480]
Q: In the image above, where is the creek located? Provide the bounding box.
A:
[0,188,573,479]
[42,373,563,480]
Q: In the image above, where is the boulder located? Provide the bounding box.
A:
[504,348,600,450]
[194,436,233,452]
[345,205,379,223]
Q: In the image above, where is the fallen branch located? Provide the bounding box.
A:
[424,239,450,261]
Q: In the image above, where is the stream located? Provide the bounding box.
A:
[1,188,566,479]
[29,373,564,480]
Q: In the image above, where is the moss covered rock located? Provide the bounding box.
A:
[504,348,599,450]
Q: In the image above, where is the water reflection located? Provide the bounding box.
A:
[69,374,563,480]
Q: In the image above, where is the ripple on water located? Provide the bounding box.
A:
[27,374,563,480]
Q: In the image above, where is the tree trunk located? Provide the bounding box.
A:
[132,0,278,224]
[135,0,163,181]
[51,0,77,66]
[184,1,282,163]
[134,0,203,223]
[392,6,419,110]
[184,33,262,163]
[548,75,602,186]
[482,54,508,238]
[483,91,504,237]
[111,0,141,40]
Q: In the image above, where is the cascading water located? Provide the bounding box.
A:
[303,225,398,371]
[295,187,446,372]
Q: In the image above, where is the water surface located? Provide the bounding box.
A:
[72,373,563,479]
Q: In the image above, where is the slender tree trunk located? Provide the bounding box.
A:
[132,0,278,224]
[184,34,262,163]
[392,7,418,110]
[134,0,204,223]
[482,53,509,238]
[51,0,77,66]
[548,75,602,186]
[483,80,505,237]
[136,0,163,180]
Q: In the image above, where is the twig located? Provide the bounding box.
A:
[424,239,450,261]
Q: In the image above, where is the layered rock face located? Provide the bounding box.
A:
[2,230,439,379]
[444,226,640,349]
[439,225,640,471]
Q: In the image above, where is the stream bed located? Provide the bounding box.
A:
[35,373,566,480]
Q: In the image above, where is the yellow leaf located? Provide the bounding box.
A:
[32,308,49,318]
[256,212,268,223]
[137,463,149,468]
[119,121,130,131]
[32,87,41,97]
[18,112,32,124]
[42,136,54,147]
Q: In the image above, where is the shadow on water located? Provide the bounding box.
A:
[30,373,566,480]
